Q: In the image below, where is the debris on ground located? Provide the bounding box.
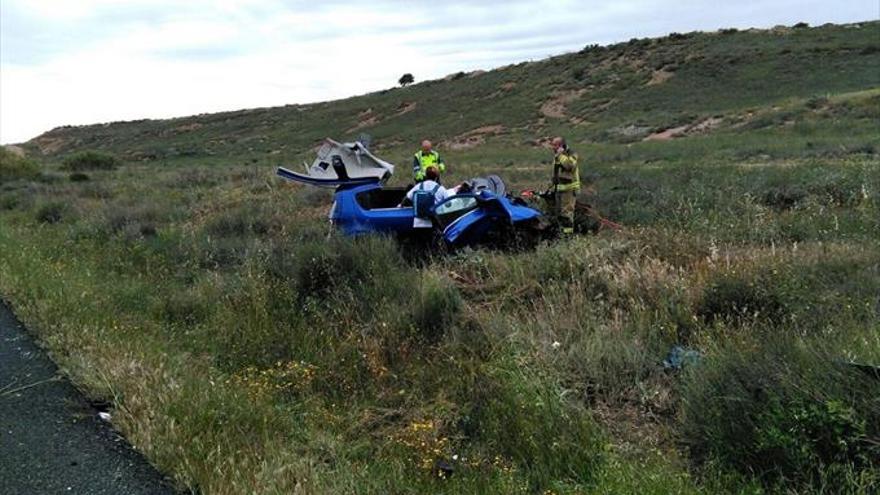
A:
[662,346,701,370]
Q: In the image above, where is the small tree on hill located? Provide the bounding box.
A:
[398,73,414,87]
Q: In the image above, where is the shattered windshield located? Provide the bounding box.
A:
[435,196,477,216]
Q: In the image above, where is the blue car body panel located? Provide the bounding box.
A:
[442,190,541,246]
[330,183,414,236]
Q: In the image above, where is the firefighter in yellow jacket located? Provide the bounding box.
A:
[413,140,446,182]
[550,136,580,234]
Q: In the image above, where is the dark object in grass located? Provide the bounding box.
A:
[35,202,65,224]
[69,172,90,182]
[663,346,701,370]
[138,224,157,237]
[840,360,880,381]
[805,95,829,109]
[762,186,806,210]
[433,459,454,479]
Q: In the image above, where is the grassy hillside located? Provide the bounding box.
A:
[2,21,879,494]
[23,21,880,172]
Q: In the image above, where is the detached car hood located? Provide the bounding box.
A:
[277,138,394,187]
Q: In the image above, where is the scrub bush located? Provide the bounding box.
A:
[61,150,120,171]
[35,201,66,224]
[697,273,787,324]
[161,290,210,327]
[761,185,806,210]
[679,341,880,490]
[0,147,40,183]
[205,208,273,237]
[409,273,462,343]
[462,356,606,490]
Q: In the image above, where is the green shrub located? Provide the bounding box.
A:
[0,147,41,183]
[409,273,462,343]
[697,273,787,324]
[761,185,806,210]
[462,356,606,490]
[194,236,252,269]
[61,150,120,171]
[265,234,409,311]
[806,95,830,109]
[35,202,66,224]
[78,184,114,199]
[679,341,880,490]
[755,398,872,477]
[668,32,693,41]
[69,172,90,182]
[161,290,210,327]
[204,207,273,237]
[571,66,589,81]
[0,194,19,210]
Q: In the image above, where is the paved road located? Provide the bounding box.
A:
[0,301,176,495]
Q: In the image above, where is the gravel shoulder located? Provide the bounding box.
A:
[0,300,176,495]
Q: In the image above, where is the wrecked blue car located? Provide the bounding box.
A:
[277,139,547,248]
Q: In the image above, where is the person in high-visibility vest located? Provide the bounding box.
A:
[550,136,580,234]
[412,140,446,182]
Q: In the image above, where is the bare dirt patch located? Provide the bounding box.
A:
[347,102,417,132]
[443,125,506,150]
[540,89,587,119]
[484,82,519,100]
[3,145,26,157]
[526,136,553,148]
[347,108,380,132]
[394,101,417,116]
[691,116,724,132]
[173,122,203,133]
[372,139,404,151]
[32,136,68,155]
[647,69,674,86]
[643,117,724,141]
[644,125,690,141]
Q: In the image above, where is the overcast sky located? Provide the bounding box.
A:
[1,1,876,144]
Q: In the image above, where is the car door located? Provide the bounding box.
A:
[432,194,480,230]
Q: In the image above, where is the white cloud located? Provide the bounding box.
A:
[1,0,876,143]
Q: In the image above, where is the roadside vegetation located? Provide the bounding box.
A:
[1,22,878,494]
[0,147,41,183]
